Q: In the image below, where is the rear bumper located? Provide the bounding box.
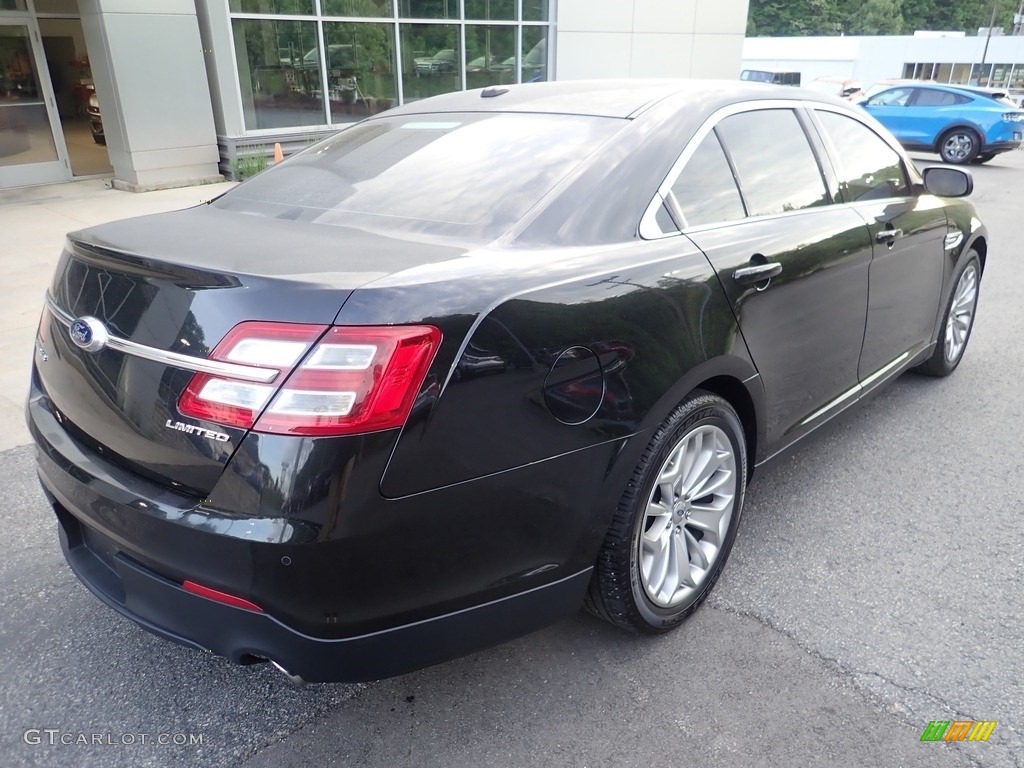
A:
[50,498,588,682]
[28,378,607,681]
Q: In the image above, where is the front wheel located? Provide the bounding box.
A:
[915,251,981,377]
[586,391,747,633]
[939,129,980,164]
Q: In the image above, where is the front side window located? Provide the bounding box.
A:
[815,111,909,202]
[868,88,914,107]
[715,110,829,217]
[670,132,745,228]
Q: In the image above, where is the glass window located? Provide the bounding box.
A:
[815,111,909,202]
[465,0,515,21]
[934,62,953,83]
[523,1,549,22]
[322,0,391,17]
[400,23,459,103]
[465,25,515,90]
[232,18,324,129]
[230,0,314,14]
[950,63,972,84]
[670,132,745,228]
[323,22,397,122]
[397,0,458,19]
[716,110,828,217]
[0,25,58,167]
[216,113,622,239]
[868,87,913,106]
[902,63,915,79]
[912,89,968,107]
[521,26,547,83]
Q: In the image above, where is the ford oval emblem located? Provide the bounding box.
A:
[69,316,109,353]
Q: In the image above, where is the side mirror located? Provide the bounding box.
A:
[923,166,973,197]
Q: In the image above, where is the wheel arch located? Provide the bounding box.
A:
[693,375,759,482]
[933,123,982,152]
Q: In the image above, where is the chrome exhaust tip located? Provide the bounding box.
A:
[270,660,307,687]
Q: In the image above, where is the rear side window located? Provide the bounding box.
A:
[214,113,622,240]
[670,132,746,228]
[913,89,970,107]
[815,111,910,202]
[715,109,829,217]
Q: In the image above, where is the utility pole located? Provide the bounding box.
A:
[979,1,999,85]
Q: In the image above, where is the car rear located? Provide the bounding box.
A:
[27,101,633,682]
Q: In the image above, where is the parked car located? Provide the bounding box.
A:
[805,76,864,100]
[28,80,985,683]
[860,82,1024,163]
[740,69,801,86]
[414,48,456,75]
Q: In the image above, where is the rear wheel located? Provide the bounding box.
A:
[916,251,980,377]
[586,391,747,633]
[939,128,980,164]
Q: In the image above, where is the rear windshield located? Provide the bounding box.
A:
[215,112,623,240]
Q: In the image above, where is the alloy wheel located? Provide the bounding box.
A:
[638,424,737,608]
[945,263,978,363]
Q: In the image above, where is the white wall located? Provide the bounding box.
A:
[555,0,749,80]
[743,34,1024,89]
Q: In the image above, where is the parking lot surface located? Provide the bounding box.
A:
[1,151,1021,767]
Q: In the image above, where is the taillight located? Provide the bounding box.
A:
[178,322,441,437]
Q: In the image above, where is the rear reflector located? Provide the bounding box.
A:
[177,321,441,437]
[182,580,263,612]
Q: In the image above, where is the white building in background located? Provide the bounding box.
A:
[743,33,1024,92]
[1,0,750,191]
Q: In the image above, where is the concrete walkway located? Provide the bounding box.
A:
[0,178,236,453]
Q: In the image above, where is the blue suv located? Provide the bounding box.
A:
[860,83,1024,164]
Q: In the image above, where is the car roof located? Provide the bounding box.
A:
[377,78,838,120]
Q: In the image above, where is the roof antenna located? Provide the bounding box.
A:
[481,87,509,98]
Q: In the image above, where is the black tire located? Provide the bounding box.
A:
[973,153,996,164]
[585,390,747,634]
[938,128,980,164]
[915,250,981,377]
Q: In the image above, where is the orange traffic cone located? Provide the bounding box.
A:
[273,142,284,164]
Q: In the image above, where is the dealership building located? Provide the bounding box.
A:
[0,0,749,191]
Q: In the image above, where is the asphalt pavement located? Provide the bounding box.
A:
[1,151,1022,767]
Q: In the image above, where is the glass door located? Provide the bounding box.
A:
[0,20,70,186]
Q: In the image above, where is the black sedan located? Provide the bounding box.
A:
[27,80,984,683]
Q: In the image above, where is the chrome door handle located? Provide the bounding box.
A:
[733,262,783,285]
[876,228,903,242]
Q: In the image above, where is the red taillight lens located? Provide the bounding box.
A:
[255,325,441,436]
[177,322,441,437]
[178,322,327,430]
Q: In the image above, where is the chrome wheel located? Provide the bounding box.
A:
[945,262,978,363]
[941,132,976,163]
[639,424,737,608]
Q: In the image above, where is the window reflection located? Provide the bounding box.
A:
[816,111,909,202]
[1,26,58,166]
[672,133,745,228]
[232,18,325,130]
[523,0,549,21]
[230,0,314,14]
[324,22,397,122]
[322,0,391,16]
[398,0,458,19]
[716,110,829,217]
[465,0,515,20]
[521,27,547,82]
[465,25,514,90]
[401,23,459,102]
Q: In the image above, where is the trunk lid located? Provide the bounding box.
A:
[37,205,469,495]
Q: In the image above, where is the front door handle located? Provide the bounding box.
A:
[734,262,783,285]
[875,228,903,242]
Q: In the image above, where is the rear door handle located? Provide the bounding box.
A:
[875,228,903,242]
[733,262,783,285]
